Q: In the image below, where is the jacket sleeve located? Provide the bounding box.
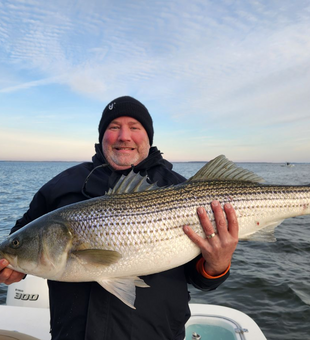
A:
[184,255,230,291]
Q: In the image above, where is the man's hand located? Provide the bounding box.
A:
[183,201,239,276]
[0,259,25,285]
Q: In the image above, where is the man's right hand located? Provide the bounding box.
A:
[0,259,25,285]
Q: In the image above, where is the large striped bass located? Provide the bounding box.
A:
[0,155,309,308]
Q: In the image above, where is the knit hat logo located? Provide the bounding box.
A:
[108,102,115,110]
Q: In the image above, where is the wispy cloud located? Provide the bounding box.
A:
[0,75,63,93]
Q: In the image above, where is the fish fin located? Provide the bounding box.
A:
[189,155,265,183]
[72,249,122,265]
[106,171,160,195]
[240,220,284,242]
[98,276,149,309]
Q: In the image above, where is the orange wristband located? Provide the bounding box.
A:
[196,257,231,279]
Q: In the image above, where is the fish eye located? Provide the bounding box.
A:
[11,238,21,249]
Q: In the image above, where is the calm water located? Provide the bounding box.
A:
[1,160,310,340]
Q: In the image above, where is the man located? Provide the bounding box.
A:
[0,96,238,339]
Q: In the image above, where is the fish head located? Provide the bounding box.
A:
[0,214,73,279]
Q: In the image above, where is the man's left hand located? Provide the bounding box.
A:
[183,201,239,276]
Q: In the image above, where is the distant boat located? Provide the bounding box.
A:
[281,162,295,168]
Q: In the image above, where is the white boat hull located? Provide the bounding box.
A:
[0,276,267,340]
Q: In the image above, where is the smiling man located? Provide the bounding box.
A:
[0,96,238,340]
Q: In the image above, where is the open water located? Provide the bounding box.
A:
[0,160,310,340]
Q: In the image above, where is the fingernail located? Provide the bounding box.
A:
[183,225,189,233]
[0,259,8,266]
[197,207,205,215]
[225,203,232,209]
[212,201,219,207]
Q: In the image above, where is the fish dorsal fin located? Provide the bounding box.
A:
[189,155,265,183]
[106,171,160,195]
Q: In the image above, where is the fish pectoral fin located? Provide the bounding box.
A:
[98,276,149,309]
[72,249,122,265]
[241,220,284,242]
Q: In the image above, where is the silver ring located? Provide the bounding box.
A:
[206,232,217,239]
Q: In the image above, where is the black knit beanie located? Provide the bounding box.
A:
[98,96,154,145]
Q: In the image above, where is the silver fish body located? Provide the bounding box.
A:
[1,155,309,308]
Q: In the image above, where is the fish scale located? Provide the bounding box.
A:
[1,155,310,308]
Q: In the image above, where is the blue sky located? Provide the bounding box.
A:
[1,0,310,162]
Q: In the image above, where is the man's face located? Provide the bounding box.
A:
[102,116,150,170]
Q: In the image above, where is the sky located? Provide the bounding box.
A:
[0,0,310,163]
